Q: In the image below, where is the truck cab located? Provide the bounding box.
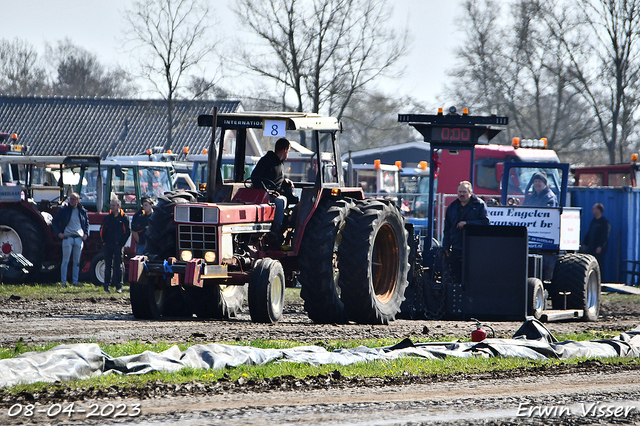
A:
[437,138,560,205]
[572,155,639,187]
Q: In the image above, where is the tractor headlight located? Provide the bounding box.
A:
[204,251,216,263]
[180,250,193,262]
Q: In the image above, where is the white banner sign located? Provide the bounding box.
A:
[0,185,22,201]
[487,206,560,249]
[263,120,287,137]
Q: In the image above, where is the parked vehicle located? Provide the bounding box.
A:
[398,108,601,322]
[128,110,410,325]
[572,154,639,187]
[0,150,176,285]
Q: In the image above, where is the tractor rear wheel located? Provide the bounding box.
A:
[143,190,196,317]
[89,252,125,287]
[298,198,353,324]
[338,199,409,324]
[0,210,42,282]
[248,258,285,323]
[551,253,601,321]
[130,275,165,319]
[145,190,196,260]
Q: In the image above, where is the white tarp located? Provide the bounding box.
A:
[1,320,639,389]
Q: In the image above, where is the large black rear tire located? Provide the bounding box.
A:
[145,191,196,260]
[162,285,193,317]
[298,198,353,324]
[551,253,601,321]
[248,258,285,323]
[0,209,42,282]
[338,199,410,324]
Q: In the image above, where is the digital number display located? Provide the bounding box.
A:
[431,127,473,143]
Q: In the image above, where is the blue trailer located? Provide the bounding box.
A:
[568,186,640,285]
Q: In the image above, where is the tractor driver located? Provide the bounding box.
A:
[441,181,490,282]
[251,137,298,240]
[523,172,558,207]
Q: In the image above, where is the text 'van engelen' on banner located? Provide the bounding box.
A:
[487,206,560,249]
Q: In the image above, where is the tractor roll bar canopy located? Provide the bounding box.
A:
[0,155,100,167]
[198,112,340,132]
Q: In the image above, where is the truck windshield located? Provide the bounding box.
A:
[506,166,563,206]
[139,166,171,200]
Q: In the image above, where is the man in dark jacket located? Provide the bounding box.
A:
[442,181,490,282]
[100,198,131,293]
[582,203,611,274]
[251,137,297,238]
[523,172,558,207]
[131,197,154,255]
[52,193,89,287]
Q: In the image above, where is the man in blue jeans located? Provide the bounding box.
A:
[100,198,131,293]
[52,193,89,287]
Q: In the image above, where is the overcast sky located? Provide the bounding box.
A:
[3,0,464,108]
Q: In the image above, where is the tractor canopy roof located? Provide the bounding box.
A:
[198,111,340,132]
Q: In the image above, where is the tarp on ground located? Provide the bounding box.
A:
[2,320,640,389]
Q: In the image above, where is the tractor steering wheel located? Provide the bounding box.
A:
[244,177,278,191]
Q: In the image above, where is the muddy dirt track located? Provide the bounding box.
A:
[1,291,640,425]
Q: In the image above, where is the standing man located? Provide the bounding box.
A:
[131,197,154,255]
[251,137,297,240]
[582,203,611,274]
[100,198,131,293]
[442,181,490,282]
[523,172,558,207]
[52,193,89,287]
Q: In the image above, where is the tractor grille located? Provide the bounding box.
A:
[178,224,217,258]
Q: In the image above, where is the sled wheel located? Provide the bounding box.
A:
[527,277,545,320]
[551,253,601,321]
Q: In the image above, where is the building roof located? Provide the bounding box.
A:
[342,141,431,167]
[0,96,262,159]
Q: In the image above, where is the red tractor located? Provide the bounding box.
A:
[128,110,410,324]
[0,148,176,285]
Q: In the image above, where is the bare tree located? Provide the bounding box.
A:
[552,0,640,164]
[448,0,507,116]
[448,0,599,163]
[187,76,228,100]
[0,38,50,96]
[232,0,408,146]
[341,91,427,152]
[123,0,218,151]
[46,39,132,97]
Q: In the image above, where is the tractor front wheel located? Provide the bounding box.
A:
[130,275,165,319]
[248,258,285,323]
